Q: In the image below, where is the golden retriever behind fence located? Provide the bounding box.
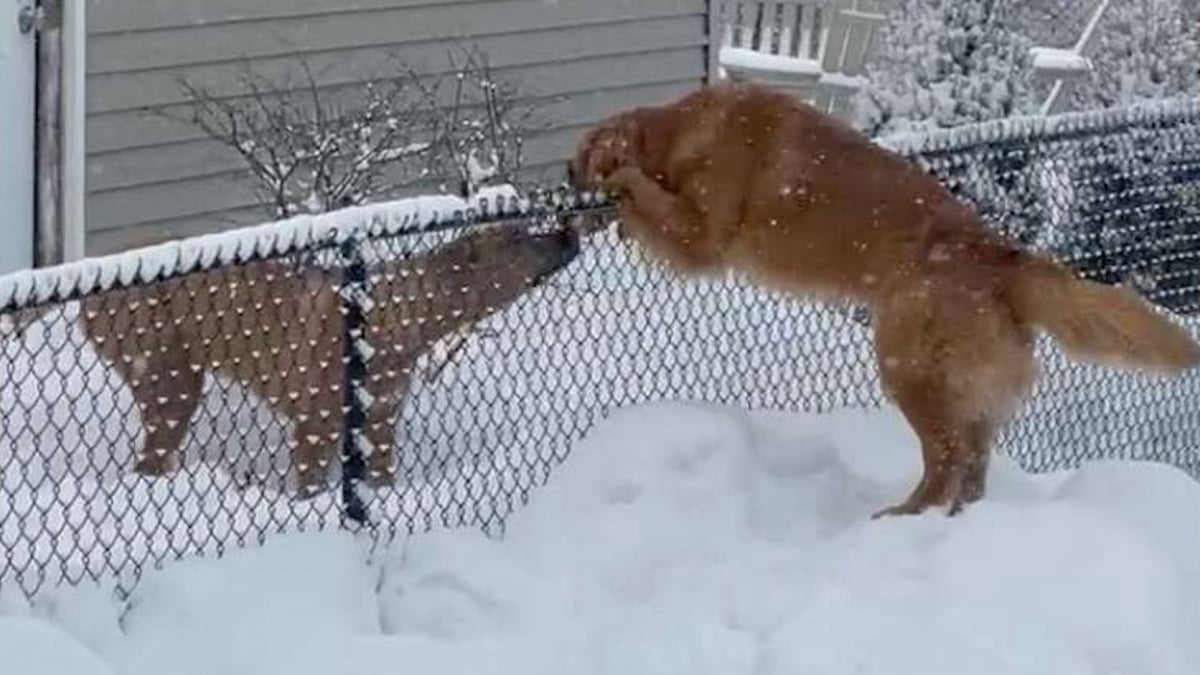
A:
[570,81,1200,518]
[79,221,581,497]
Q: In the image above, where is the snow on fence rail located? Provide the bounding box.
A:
[4,98,1200,598]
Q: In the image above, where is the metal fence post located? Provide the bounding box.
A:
[339,230,370,525]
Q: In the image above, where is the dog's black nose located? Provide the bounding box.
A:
[528,227,581,288]
[547,224,578,264]
[552,226,580,265]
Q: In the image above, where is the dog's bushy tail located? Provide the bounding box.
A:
[1003,254,1200,373]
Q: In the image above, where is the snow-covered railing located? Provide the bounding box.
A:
[877,95,1200,157]
[1029,0,1112,116]
[1029,47,1092,79]
[710,0,887,117]
[0,186,613,314]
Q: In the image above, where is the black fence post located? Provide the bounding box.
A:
[339,230,369,525]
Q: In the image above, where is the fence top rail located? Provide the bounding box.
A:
[0,187,614,314]
[876,95,1200,157]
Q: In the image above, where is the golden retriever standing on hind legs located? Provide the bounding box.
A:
[569,81,1200,518]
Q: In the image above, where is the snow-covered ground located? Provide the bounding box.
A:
[0,223,883,593]
[4,400,1200,675]
[4,194,1200,673]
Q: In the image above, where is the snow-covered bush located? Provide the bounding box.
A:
[1004,0,1093,50]
[853,0,1039,138]
[410,48,538,200]
[1068,0,1200,109]
[852,0,1049,252]
[857,0,1198,134]
[167,46,540,219]
[1045,1,1200,313]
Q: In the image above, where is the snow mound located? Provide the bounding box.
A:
[14,402,1200,675]
[0,616,114,675]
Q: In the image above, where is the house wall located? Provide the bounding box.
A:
[85,0,709,254]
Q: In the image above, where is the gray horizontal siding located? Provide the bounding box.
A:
[89,0,552,35]
[85,0,708,254]
[88,78,699,234]
[86,115,651,255]
[88,0,697,77]
[90,77,699,196]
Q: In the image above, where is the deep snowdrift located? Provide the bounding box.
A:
[4,402,1200,675]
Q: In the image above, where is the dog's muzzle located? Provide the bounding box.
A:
[528,227,581,288]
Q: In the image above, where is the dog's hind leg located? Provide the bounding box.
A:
[292,414,340,498]
[870,374,968,518]
[361,380,406,489]
[953,420,994,513]
[127,351,204,477]
[870,277,1035,518]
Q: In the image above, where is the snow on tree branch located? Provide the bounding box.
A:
[158,45,543,220]
[402,46,543,199]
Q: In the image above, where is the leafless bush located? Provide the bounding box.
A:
[164,46,542,219]
[410,48,540,198]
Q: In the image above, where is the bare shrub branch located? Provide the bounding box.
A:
[156,45,545,219]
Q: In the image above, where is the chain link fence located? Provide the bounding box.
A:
[4,98,1200,598]
[877,96,1200,481]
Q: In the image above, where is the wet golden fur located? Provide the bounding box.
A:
[571,81,1200,517]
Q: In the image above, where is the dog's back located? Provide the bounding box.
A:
[653,83,1014,303]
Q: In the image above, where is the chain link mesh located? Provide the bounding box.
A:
[4,99,1200,598]
[878,97,1200,485]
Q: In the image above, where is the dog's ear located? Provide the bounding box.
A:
[625,108,674,179]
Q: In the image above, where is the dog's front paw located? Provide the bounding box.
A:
[604,165,647,194]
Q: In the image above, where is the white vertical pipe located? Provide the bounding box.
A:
[61,0,86,261]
